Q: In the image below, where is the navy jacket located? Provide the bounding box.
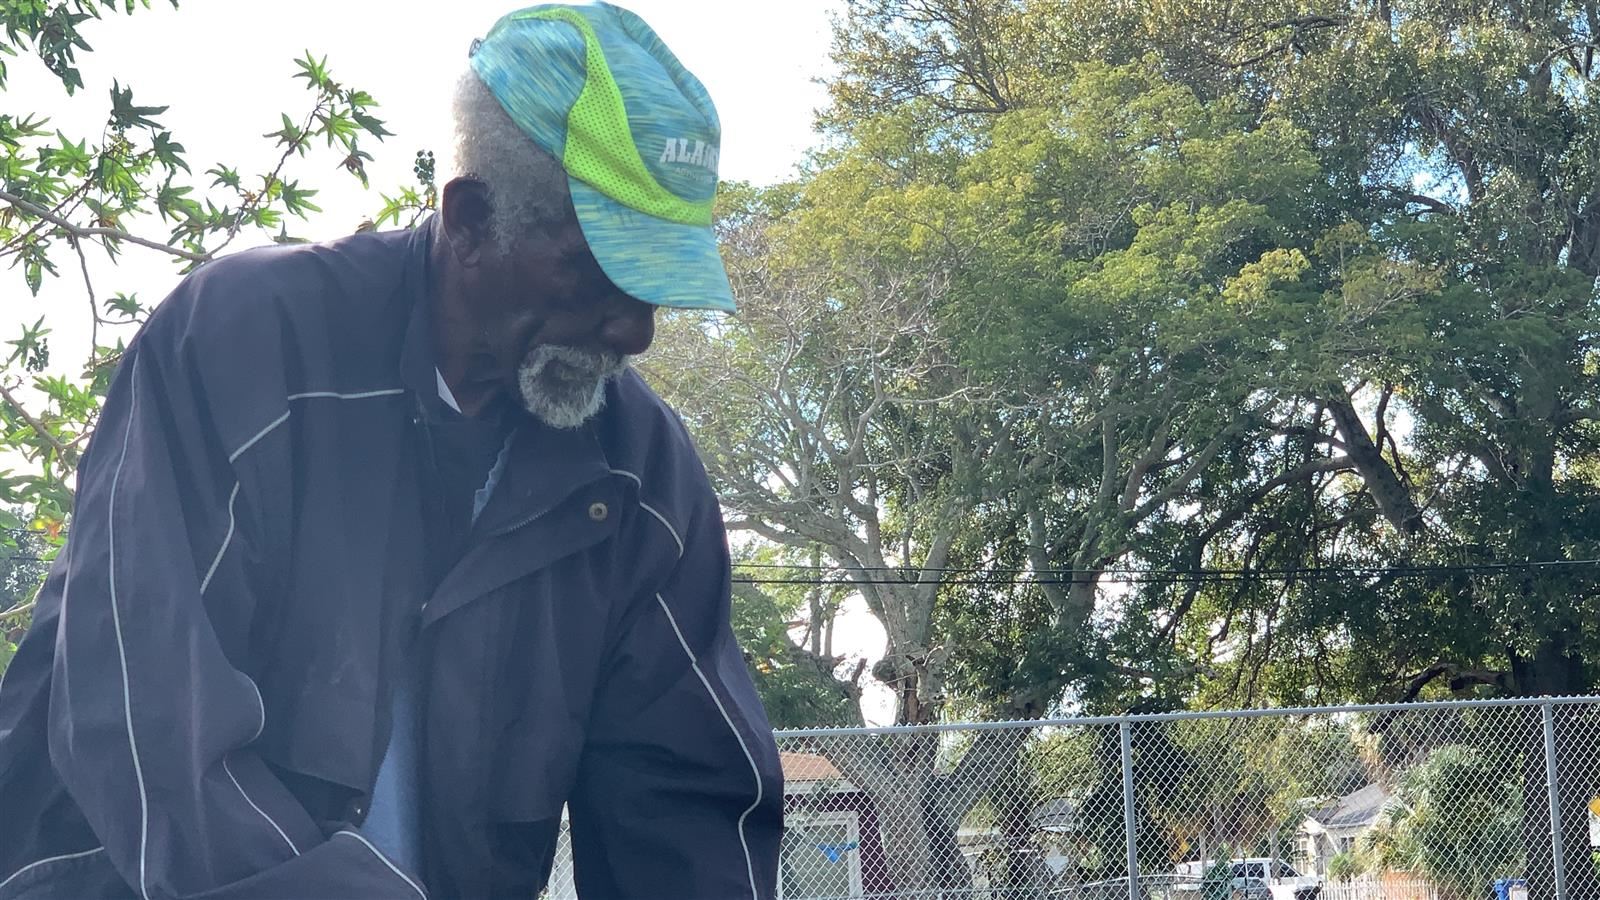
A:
[0,222,783,899]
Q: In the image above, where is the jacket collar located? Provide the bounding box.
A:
[471,414,614,537]
[397,216,616,535]
[399,215,446,412]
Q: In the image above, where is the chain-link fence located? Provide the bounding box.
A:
[539,696,1600,900]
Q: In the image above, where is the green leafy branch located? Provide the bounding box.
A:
[371,149,437,230]
[0,0,178,94]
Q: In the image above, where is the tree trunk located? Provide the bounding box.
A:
[822,733,962,897]
[817,727,1039,898]
[990,751,1053,899]
[876,774,937,895]
[922,784,973,895]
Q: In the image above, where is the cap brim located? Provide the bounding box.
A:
[569,176,736,313]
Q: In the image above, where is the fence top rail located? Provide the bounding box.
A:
[773,693,1600,737]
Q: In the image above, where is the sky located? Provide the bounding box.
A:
[8,0,897,724]
[6,0,845,341]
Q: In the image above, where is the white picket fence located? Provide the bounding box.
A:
[1316,876,1442,900]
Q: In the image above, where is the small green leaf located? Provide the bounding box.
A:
[264,112,304,148]
[293,51,331,89]
[108,80,169,131]
[352,111,391,139]
[154,180,197,222]
[206,164,242,191]
[278,179,321,216]
[272,224,309,245]
[103,293,144,322]
[150,130,188,172]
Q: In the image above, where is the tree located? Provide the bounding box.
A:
[1358,745,1524,900]
[0,519,54,672]
[730,545,862,729]
[819,0,1600,694]
[649,175,992,726]
[710,0,1600,885]
[650,178,1019,894]
[831,0,1600,726]
[1095,2,1600,884]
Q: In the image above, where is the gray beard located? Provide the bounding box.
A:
[516,345,631,429]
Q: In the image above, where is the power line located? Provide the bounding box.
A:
[732,557,1600,570]
[731,557,1600,586]
[4,554,1597,585]
[732,558,1600,576]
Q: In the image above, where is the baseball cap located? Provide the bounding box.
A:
[469,2,735,312]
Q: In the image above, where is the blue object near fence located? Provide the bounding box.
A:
[816,842,859,864]
[1493,878,1530,900]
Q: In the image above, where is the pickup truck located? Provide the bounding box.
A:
[1170,858,1323,900]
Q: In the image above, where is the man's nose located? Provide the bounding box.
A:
[598,295,656,357]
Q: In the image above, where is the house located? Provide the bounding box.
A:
[1295,784,1392,875]
[781,754,1077,898]
[779,751,894,899]
[539,751,894,900]
[545,753,1081,899]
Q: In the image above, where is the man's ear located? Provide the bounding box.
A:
[440,177,494,267]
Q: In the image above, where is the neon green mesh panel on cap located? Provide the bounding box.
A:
[516,7,712,227]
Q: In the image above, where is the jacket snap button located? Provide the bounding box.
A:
[588,501,609,522]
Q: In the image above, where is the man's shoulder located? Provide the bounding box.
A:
[597,369,716,516]
[600,369,702,469]
[142,228,414,349]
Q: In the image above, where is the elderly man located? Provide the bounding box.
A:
[0,4,783,898]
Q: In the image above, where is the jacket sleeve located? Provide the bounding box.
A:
[46,307,426,898]
[568,484,785,900]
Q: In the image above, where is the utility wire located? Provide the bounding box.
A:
[2,554,1595,585]
[732,559,1600,576]
[730,557,1600,586]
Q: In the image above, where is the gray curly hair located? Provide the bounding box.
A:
[451,71,572,248]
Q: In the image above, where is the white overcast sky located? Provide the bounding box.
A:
[7,0,845,327]
[8,0,896,725]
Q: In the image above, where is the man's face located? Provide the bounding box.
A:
[465,212,657,428]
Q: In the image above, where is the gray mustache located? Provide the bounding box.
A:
[521,345,628,377]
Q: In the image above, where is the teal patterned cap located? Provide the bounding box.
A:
[470,2,735,312]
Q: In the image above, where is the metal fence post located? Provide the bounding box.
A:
[1120,718,1139,900]
[1542,698,1568,900]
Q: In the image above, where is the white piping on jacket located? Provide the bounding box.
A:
[0,847,107,894]
[608,468,685,556]
[285,388,407,402]
[333,830,427,898]
[206,388,404,597]
[223,756,300,857]
[201,388,407,871]
[106,366,153,900]
[610,467,762,900]
[198,482,240,596]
